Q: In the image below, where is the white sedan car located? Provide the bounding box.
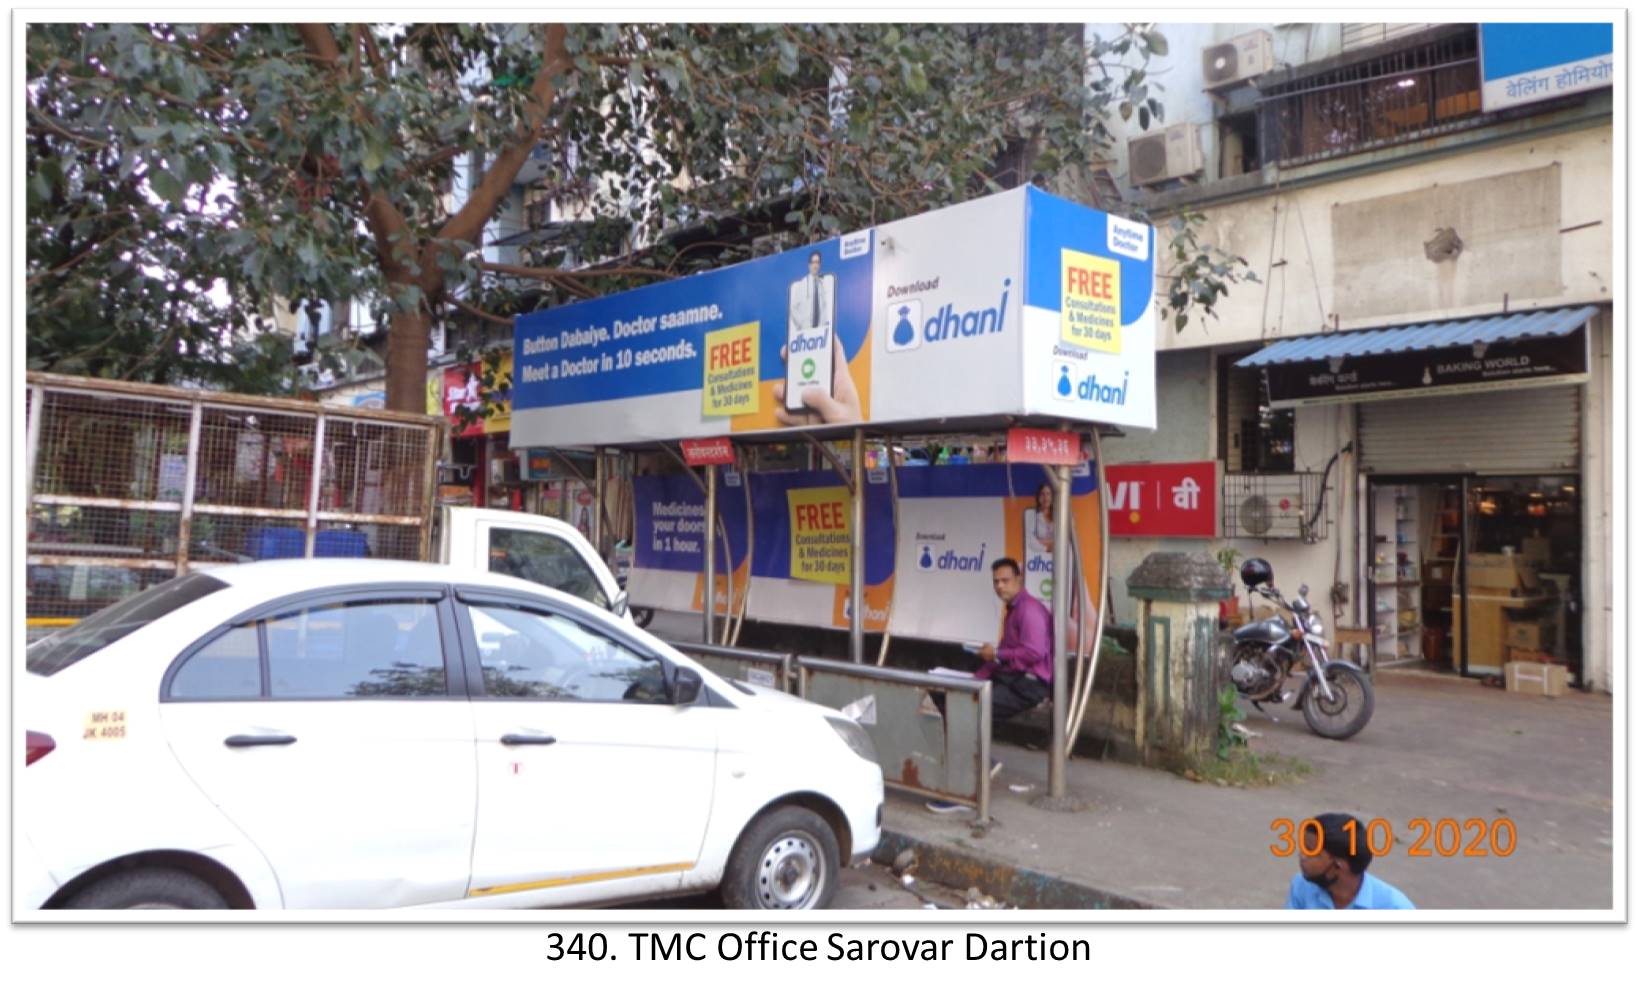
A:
[19,559,882,911]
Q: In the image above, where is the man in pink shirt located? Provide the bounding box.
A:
[926,558,1054,815]
[973,557,1054,722]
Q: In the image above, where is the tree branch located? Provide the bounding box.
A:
[481,260,677,283]
[296,23,418,281]
[28,108,110,149]
[449,296,515,327]
[28,224,130,284]
[436,24,571,250]
[356,24,388,79]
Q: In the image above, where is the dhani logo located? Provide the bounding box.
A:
[790,328,829,356]
[917,542,988,573]
[1078,370,1130,406]
[921,279,1012,343]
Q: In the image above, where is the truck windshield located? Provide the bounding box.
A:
[26,573,229,676]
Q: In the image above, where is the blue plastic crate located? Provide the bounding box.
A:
[245,527,306,560]
[245,527,371,560]
[314,530,370,558]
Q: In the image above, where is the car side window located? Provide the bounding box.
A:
[466,604,665,703]
[169,623,262,700]
[487,528,609,610]
[265,600,446,699]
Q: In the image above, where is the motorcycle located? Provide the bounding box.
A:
[1228,559,1375,740]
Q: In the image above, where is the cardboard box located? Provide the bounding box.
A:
[1505,620,1557,651]
[1464,553,1539,592]
[1506,646,1571,667]
[1505,660,1569,697]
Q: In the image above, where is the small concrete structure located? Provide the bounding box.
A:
[1126,552,1233,766]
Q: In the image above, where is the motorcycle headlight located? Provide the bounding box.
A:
[1307,615,1324,636]
[826,716,879,765]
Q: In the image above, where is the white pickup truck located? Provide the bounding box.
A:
[436,506,630,621]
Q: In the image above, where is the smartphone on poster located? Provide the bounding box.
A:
[784,321,835,414]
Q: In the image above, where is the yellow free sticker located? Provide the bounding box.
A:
[787,486,851,585]
[703,322,760,417]
[1060,248,1122,354]
[83,709,128,741]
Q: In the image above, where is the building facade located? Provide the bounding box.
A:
[1090,21,1615,690]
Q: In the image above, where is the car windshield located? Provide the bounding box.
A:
[26,572,229,676]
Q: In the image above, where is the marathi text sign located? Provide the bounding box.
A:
[681,437,736,466]
[1007,427,1082,465]
[1480,22,1615,112]
[1106,462,1219,538]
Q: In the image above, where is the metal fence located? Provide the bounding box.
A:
[796,655,992,821]
[25,373,442,631]
[669,641,791,692]
[667,641,994,819]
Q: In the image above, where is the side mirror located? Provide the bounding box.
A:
[612,589,630,618]
[1299,583,1311,597]
[671,667,704,706]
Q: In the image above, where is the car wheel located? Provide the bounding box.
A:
[65,868,228,910]
[721,806,839,910]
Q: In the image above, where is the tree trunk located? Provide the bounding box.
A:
[384,302,432,413]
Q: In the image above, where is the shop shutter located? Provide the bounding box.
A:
[1358,386,1581,475]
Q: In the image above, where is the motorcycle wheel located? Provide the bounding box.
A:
[1301,662,1375,740]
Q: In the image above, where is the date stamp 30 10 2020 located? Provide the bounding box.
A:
[1270,817,1518,859]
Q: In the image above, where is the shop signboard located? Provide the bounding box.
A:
[519,449,554,482]
[1263,327,1589,408]
[1479,22,1614,113]
[1105,461,1219,538]
[435,355,513,438]
[509,186,1156,448]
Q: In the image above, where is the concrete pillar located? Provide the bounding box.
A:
[1126,552,1233,766]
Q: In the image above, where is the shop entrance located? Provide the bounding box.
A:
[1367,475,1581,685]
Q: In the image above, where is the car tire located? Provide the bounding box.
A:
[65,868,229,910]
[720,805,840,910]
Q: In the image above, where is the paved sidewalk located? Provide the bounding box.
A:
[882,671,1614,910]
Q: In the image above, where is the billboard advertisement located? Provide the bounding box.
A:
[628,463,1103,646]
[509,186,1156,448]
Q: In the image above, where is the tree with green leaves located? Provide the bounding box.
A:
[26,22,1252,411]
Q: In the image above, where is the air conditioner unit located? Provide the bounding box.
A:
[1224,473,1312,540]
[1128,123,1204,187]
[1202,30,1275,90]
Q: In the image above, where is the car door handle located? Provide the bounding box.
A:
[499,733,558,747]
[224,734,297,748]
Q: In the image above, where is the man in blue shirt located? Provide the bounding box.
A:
[1286,812,1415,910]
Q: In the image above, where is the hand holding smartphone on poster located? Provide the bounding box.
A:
[772,331,862,426]
[775,255,861,426]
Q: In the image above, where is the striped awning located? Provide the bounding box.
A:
[1234,306,1600,367]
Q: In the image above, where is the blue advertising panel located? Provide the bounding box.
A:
[1480,22,1615,111]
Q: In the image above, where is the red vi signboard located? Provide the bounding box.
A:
[1105,461,1218,537]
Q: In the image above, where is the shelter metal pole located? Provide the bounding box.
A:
[1049,443,1072,800]
[704,464,717,645]
[592,448,605,559]
[849,427,866,664]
